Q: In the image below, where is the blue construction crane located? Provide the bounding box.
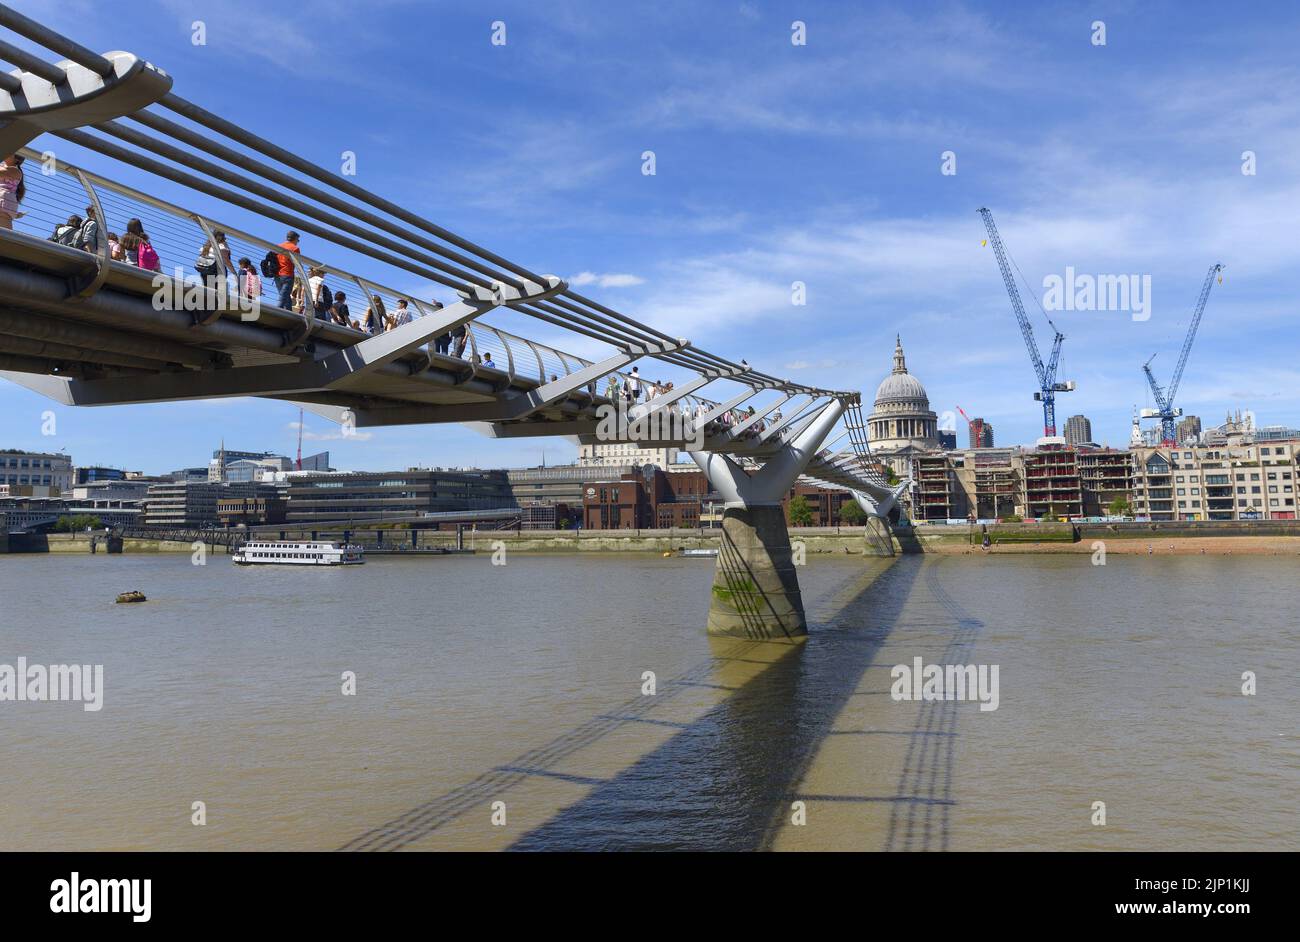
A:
[977,208,1075,436]
[1142,263,1224,446]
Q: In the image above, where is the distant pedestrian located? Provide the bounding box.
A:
[452,321,468,356]
[274,230,300,309]
[0,153,25,229]
[628,366,642,400]
[76,205,102,254]
[391,298,413,329]
[49,214,83,246]
[331,290,351,327]
[308,266,332,320]
[196,230,230,287]
[364,295,386,335]
[237,257,262,300]
[118,218,147,267]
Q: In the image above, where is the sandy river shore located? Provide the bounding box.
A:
[926,535,1300,556]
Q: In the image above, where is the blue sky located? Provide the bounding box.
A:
[3,0,1299,473]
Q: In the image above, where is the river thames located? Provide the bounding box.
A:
[1,552,1295,851]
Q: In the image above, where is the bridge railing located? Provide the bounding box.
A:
[14,146,691,399]
[13,146,738,417]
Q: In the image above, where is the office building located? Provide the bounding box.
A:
[1063,414,1093,446]
[0,449,73,494]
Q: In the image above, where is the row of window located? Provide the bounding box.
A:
[1171,447,1295,460]
[1175,498,1295,508]
[0,457,61,469]
[0,475,55,485]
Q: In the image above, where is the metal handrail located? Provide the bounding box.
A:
[13,145,604,388]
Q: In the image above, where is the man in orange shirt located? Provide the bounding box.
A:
[274,230,300,309]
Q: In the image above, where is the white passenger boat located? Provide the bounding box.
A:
[232,541,365,566]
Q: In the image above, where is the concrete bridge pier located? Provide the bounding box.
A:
[690,400,845,640]
[862,514,896,557]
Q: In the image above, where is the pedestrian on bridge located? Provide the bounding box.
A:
[308,267,333,320]
[119,218,158,270]
[0,153,25,230]
[364,296,387,335]
[274,231,300,309]
[76,205,102,254]
[391,299,413,329]
[331,290,351,327]
[237,257,262,301]
[49,214,83,247]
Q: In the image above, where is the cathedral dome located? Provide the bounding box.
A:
[867,336,939,455]
[875,370,929,406]
[872,336,931,409]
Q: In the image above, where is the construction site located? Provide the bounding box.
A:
[892,209,1299,524]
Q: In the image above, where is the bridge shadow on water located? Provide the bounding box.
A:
[340,555,985,851]
[878,561,982,852]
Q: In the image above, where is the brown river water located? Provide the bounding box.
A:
[1,551,1295,850]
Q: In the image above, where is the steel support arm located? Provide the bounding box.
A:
[689,399,845,507]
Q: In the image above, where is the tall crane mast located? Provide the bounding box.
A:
[1142,263,1224,446]
[957,406,982,447]
[977,207,1075,437]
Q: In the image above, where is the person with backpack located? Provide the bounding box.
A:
[237,257,262,301]
[76,205,102,254]
[272,230,300,309]
[49,214,83,247]
[0,153,25,230]
[196,229,231,282]
[119,218,147,266]
[308,266,333,320]
[331,290,351,327]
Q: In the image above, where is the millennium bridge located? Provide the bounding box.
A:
[0,6,907,640]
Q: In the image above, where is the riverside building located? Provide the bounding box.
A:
[0,449,73,494]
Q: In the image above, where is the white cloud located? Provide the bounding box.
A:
[287,421,372,443]
[569,271,645,288]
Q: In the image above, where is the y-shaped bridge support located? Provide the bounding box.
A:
[850,482,909,557]
[689,399,845,640]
